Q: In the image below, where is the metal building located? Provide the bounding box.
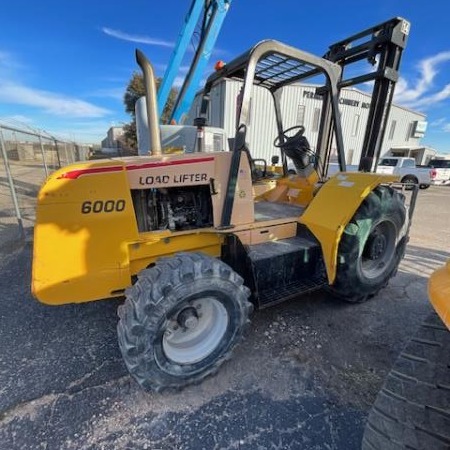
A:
[185,79,429,165]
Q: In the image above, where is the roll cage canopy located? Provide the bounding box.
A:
[204,40,341,90]
[199,40,346,174]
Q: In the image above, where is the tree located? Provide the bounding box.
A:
[124,72,146,116]
[123,72,178,150]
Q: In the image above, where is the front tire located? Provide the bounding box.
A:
[117,252,252,392]
[330,186,407,303]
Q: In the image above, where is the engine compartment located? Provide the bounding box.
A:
[131,185,213,232]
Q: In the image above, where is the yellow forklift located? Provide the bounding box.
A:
[32,17,415,391]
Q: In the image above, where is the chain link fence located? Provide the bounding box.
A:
[0,119,91,249]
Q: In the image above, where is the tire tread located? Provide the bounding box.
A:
[362,312,450,450]
[329,185,407,303]
[117,252,252,392]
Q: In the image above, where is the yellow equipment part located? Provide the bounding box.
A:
[33,157,398,305]
[428,260,450,330]
[257,170,319,207]
[299,172,399,284]
[32,161,223,305]
[32,160,133,304]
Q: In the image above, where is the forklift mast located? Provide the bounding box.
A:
[319,17,410,175]
[157,0,231,123]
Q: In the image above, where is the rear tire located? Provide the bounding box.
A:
[362,312,450,450]
[401,175,418,190]
[330,186,407,303]
[117,252,252,392]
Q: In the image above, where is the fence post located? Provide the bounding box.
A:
[0,127,26,240]
[74,143,80,161]
[13,131,19,155]
[64,142,69,164]
[38,134,49,177]
[54,139,62,168]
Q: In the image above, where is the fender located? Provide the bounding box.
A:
[299,172,399,284]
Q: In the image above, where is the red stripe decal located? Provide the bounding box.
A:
[58,156,215,179]
[125,157,215,171]
[58,166,123,179]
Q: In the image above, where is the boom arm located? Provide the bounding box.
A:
[157,0,231,123]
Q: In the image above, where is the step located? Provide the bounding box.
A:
[247,235,326,307]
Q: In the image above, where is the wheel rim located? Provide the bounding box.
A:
[361,221,396,279]
[162,297,229,365]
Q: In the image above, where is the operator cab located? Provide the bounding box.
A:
[194,40,346,226]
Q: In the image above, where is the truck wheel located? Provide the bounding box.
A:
[117,252,252,392]
[330,186,407,303]
[401,175,418,190]
[362,312,450,450]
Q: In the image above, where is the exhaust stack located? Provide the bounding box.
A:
[135,49,162,156]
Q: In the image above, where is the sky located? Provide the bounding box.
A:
[1,0,450,153]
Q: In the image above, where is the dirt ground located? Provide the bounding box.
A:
[0,170,449,449]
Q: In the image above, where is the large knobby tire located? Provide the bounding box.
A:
[330,185,407,303]
[362,312,450,450]
[117,252,253,392]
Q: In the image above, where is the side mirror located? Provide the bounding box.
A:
[271,155,280,165]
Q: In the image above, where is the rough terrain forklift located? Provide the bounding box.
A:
[32,17,415,391]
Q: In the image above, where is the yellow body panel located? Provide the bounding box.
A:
[258,171,319,207]
[32,160,224,305]
[253,180,278,198]
[428,261,450,330]
[128,231,223,275]
[32,161,137,304]
[299,172,399,284]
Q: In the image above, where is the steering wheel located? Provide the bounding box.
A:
[273,125,305,148]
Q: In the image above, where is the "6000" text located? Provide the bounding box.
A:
[81,200,126,214]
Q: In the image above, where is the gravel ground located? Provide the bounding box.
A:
[0,178,449,449]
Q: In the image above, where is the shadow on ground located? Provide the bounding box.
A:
[0,176,41,199]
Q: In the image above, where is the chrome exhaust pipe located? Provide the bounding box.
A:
[135,49,162,156]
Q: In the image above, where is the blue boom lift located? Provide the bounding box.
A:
[157,0,231,123]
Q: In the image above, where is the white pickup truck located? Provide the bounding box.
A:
[376,157,432,189]
[427,158,450,186]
